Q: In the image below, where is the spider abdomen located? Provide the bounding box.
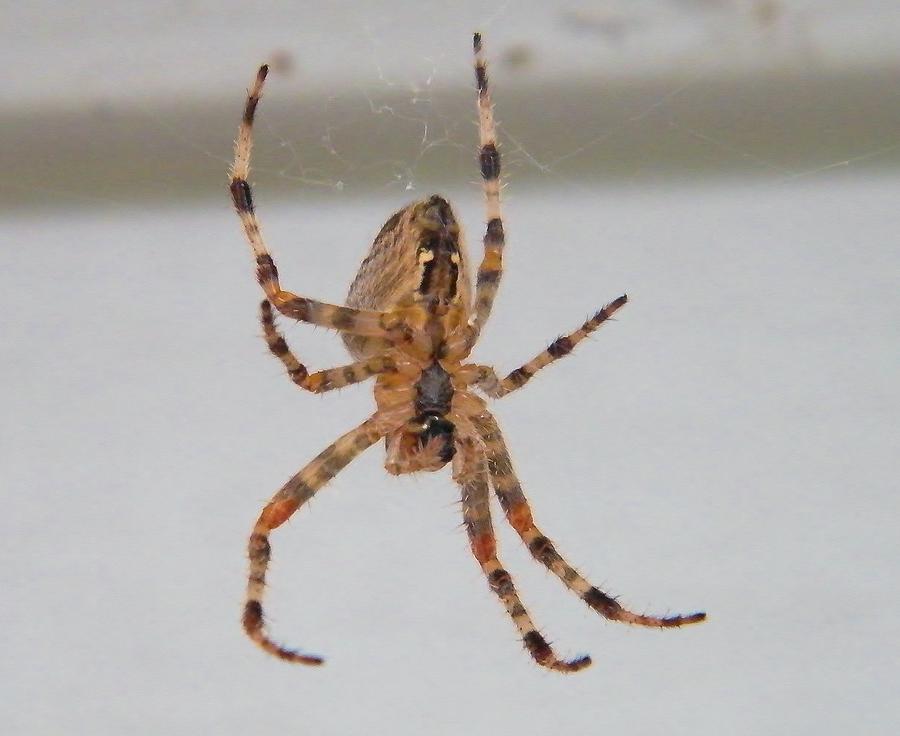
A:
[343,196,473,361]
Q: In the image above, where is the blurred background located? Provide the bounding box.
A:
[7,0,900,206]
[3,1,898,734]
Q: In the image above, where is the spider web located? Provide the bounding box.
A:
[6,0,900,210]
[214,0,900,205]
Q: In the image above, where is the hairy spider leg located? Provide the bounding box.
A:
[462,295,629,398]
[469,32,506,342]
[475,413,707,628]
[260,300,398,392]
[456,439,592,673]
[243,416,387,664]
[230,65,395,338]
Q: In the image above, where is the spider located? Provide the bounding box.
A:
[229,33,705,674]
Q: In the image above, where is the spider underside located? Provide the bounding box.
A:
[230,34,705,674]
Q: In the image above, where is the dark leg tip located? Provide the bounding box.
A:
[563,654,593,672]
[287,651,325,666]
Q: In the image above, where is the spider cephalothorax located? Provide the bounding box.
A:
[230,33,705,674]
[383,360,459,475]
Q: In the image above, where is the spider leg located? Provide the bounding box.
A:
[455,436,592,673]
[474,412,707,628]
[230,65,394,338]
[260,300,396,392]
[461,294,628,398]
[468,33,506,342]
[243,414,387,664]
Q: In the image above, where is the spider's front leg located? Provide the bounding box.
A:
[474,412,707,629]
[243,414,391,664]
[455,436,592,673]
[230,65,399,340]
[460,294,628,398]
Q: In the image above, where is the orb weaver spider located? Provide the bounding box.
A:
[230,33,705,673]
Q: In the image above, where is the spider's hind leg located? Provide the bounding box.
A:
[260,300,396,393]
[230,66,396,339]
[468,33,506,341]
[475,412,707,628]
